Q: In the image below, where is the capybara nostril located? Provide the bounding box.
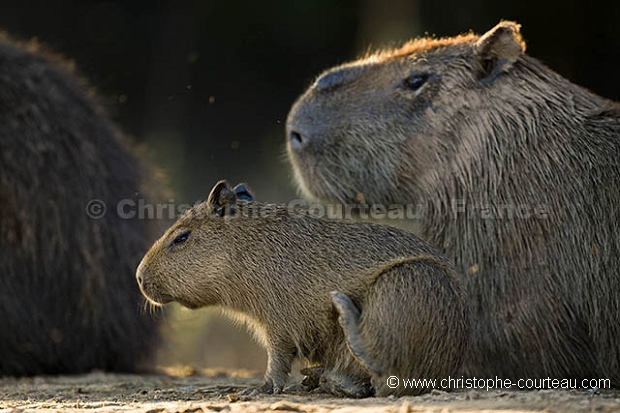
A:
[289,130,304,148]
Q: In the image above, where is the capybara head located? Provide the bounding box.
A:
[286,21,529,205]
[136,181,253,309]
[287,19,620,384]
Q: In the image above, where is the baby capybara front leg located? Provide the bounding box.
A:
[240,340,296,395]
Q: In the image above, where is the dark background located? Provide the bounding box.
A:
[2,0,619,204]
[2,0,619,370]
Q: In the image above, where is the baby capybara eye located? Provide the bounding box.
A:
[170,231,191,247]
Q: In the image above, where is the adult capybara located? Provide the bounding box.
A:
[0,35,161,375]
[137,180,470,397]
[286,21,620,383]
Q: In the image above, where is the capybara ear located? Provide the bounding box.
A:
[233,183,254,202]
[207,180,237,217]
[474,21,525,79]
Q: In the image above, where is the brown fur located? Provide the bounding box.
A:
[286,21,620,383]
[136,181,470,397]
[0,34,162,375]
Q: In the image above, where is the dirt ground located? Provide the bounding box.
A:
[0,368,619,413]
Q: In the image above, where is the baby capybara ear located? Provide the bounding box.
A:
[207,180,237,217]
[233,183,254,202]
[474,21,525,79]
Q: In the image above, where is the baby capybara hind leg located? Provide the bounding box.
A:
[359,261,469,396]
[318,368,373,398]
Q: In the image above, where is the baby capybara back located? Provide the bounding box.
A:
[0,36,160,375]
[137,181,471,397]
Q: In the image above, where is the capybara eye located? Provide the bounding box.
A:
[170,231,191,247]
[403,73,429,91]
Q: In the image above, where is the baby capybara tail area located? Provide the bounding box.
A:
[357,260,471,396]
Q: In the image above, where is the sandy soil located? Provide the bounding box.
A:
[0,369,619,413]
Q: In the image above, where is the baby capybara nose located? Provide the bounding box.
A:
[136,262,146,287]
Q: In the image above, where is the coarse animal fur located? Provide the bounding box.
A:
[286,21,620,383]
[137,180,470,397]
[0,34,161,375]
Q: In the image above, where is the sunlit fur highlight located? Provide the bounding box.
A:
[137,182,470,397]
[286,21,620,384]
